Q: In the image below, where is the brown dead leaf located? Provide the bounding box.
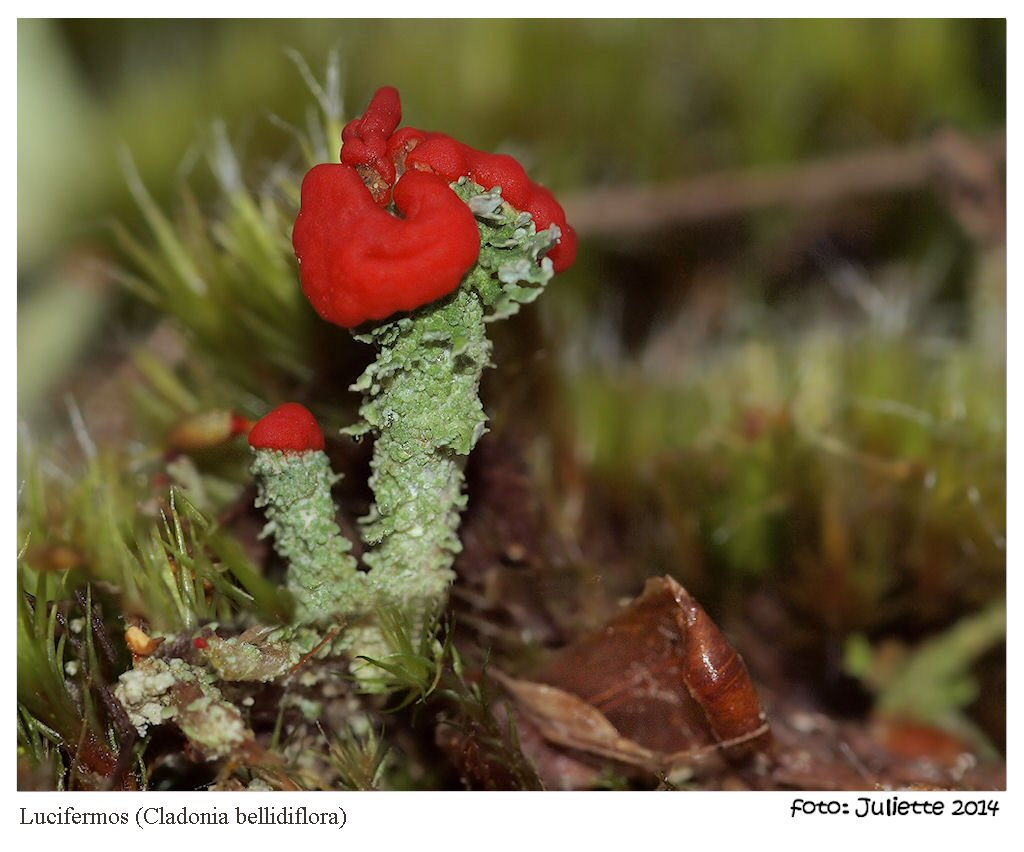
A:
[498,576,769,773]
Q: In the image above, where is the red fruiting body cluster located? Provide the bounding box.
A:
[391,127,578,274]
[248,402,325,453]
[292,86,577,329]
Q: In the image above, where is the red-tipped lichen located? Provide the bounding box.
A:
[293,165,481,328]
[248,402,325,453]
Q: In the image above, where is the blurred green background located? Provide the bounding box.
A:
[18,19,1005,416]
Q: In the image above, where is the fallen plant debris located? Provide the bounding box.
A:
[498,576,769,773]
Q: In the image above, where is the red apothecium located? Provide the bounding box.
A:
[293,165,481,329]
[248,402,326,453]
[293,87,578,330]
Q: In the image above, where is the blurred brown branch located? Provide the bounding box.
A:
[565,130,1006,245]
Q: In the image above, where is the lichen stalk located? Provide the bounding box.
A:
[345,180,559,635]
[251,447,365,623]
[353,286,490,624]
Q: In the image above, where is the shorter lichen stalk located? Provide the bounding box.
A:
[251,447,365,623]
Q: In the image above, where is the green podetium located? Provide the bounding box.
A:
[249,85,576,666]
[347,181,560,629]
[247,402,365,624]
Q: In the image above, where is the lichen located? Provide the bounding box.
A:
[251,447,365,622]
[347,180,557,633]
[247,181,559,674]
[177,692,252,759]
[114,656,253,759]
[115,660,180,735]
[202,630,305,682]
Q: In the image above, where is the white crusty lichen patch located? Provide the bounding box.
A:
[175,693,252,759]
[115,657,197,735]
[114,656,253,759]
